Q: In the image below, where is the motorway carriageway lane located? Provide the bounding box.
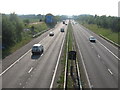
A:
[2,22,68,88]
[72,22,118,88]
[78,24,119,58]
[2,22,62,71]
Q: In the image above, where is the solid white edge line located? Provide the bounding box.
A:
[77,43,92,88]
[49,32,66,89]
[76,59,82,89]
[63,32,69,89]
[0,49,31,76]
[98,54,100,58]
[97,40,120,61]
[0,34,49,76]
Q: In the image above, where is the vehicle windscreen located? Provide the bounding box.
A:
[32,46,38,49]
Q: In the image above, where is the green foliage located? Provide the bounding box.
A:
[23,19,30,24]
[2,13,24,49]
[2,14,15,47]
[83,24,118,44]
[73,15,119,33]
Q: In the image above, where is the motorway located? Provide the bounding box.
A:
[1,19,119,89]
[72,20,119,88]
[2,21,68,88]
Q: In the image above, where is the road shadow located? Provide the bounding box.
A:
[31,54,41,60]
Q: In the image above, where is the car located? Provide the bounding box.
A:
[32,44,44,55]
[60,28,64,32]
[89,36,96,42]
[49,32,54,36]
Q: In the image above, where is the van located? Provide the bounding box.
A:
[32,44,44,55]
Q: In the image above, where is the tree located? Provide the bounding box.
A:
[2,14,15,48]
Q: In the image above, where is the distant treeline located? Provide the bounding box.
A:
[2,13,68,49]
[19,14,68,24]
[73,15,120,32]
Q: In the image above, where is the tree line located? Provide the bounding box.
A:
[2,13,68,49]
[73,15,120,32]
[2,13,24,49]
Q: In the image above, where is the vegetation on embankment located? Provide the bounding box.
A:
[73,15,120,45]
[2,13,48,59]
[83,24,118,44]
[2,13,69,59]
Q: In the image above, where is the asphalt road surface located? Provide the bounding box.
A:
[2,21,68,88]
[72,20,118,88]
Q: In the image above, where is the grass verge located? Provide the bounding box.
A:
[2,22,48,59]
[56,22,75,88]
[80,23,119,45]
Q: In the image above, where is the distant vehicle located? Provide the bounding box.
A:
[60,28,64,32]
[89,36,96,42]
[63,21,65,24]
[32,44,44,55]
[49,32,54,36]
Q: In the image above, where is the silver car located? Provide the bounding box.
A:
[89,36,96,43]
[32,44,44,55]
[49,32,54,36]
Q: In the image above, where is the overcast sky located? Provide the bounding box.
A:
[0,0,119,16]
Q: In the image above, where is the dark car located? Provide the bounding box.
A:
[60,28,64,32]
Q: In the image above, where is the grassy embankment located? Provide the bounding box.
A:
[3,22,48,58]
[79,23,119,45]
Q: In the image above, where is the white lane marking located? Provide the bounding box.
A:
[98,54,100,58]
[76,59,82,89]
[0,49,31,76]
[50,31,66,89]
[99,34,118,50]
[64,32,69,89]
[41,54,43,56]
[0,34,49,76]
[97,40,120,61]
[19,83,22,86]
[28,67,33,73]
[108,69,113,75]
[77,43,92,88]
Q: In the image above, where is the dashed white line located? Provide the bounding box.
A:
[98,54,100,58]
[28,67,33,73]
[41,54,43,56]
[19,83,22,86]
[108,69,113,75]
[0,35,48,76]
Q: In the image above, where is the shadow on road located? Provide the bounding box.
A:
[31,54,41,60]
